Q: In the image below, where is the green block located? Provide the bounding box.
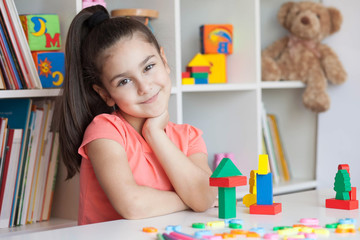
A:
[211,158,242,178]
[191,72,208,79]
[20,14,61,51]
[218,187,236,219]
[336,191,350,200]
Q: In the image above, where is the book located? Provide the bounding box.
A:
[261,102,279,184]
[0,129,22,228]
[0,128,13,211]
[40,132,59,221]
[268,114,291,182]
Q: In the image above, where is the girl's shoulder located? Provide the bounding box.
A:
[166,122,204,138]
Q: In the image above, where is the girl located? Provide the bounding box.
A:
[56,5,216,225]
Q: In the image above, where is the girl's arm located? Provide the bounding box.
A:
[86,138,188,220]
[142,111,217,212]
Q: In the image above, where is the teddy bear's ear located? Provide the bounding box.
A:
[328,7,343,34]
[278,2,294,28]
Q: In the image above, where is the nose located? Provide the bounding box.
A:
[137,78,152,95]
[301,16,310,25]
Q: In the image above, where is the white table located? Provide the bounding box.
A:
[2,189,360,240]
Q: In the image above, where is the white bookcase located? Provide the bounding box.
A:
[1,0,318,235]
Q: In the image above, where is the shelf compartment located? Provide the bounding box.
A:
[181,83,257,92]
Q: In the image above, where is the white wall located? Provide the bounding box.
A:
[317,0,360,188]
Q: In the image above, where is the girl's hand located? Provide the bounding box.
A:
[142,110,169,137]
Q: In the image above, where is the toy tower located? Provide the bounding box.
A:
[182,53,211,85]
[249,154,282,215]
[209,158,247,219]
[326,164,358,210]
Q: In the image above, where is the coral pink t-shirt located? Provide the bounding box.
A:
[77,112,207,225]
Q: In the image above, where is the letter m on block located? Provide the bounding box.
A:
[45,33,60,48]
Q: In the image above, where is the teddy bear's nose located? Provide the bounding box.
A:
[301,16,310,25]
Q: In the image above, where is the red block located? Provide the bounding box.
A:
[326,198,359,210]
[249,203,282,215]
[186,66,210,73]
[350,187,357,200]
[209,176,247,187]
[338,164,350,176]
[182,72,190,78]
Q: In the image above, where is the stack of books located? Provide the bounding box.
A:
[0,98,59,228]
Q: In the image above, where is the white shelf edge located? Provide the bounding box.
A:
[0,218,77,237]
[181,83,257,92]
[0,89,62,98]
[236,179,317,200]
[261,81,306,89]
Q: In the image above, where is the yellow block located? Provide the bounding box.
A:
[203,54,227,84]
[182,77,195,85]
[249,170,258,194]
[207,220,225,228]
[258,154,270,175]
[187,53,211,67]
[243,193,256,207]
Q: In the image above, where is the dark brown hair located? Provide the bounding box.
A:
[55,5,161,179]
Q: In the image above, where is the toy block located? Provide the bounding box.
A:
[194,78,208,84]
[203,54,226,84]
[218,187,236,219]
[256,172,273,205]
[200,24,233,54]
[325,198,359,210]
[32,51,65,88]
[249,203,282,215]
[169,231,197,240]
[249,170,257,194]
[20,14,61,51]
[182,72,190,78]
[209,175,247,187]
[258,154,270,175]
[350,187,356,200]
[211,158,242,178]
[182,78,195,85]
[191,72,209,79]
[242,193,256,207]
[334,169,351,200]
[187,53,211,67]
[162,233,179,240]
[338,164,350,176]
[82,0,107,9]
[186,66,210,73]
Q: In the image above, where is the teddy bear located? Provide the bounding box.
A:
[261,1,347,112]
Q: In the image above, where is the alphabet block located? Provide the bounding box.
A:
[32,51,64,88]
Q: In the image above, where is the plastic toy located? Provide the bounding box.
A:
[209,158,246,219]
[20,14,61,51]
[249,154,282,215]
[200,24,233,54]
[326,164,359,210]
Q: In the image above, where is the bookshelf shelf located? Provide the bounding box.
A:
[181,83,257,92]
[0,89,62,98]
[261,81,306,89]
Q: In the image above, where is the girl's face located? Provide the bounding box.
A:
[95,33,171,121]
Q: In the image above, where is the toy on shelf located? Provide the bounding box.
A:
[82,0,106,9]
[111,8,158,31]
[182,53,227,85]
[200,24,233,54]
[20,14,64,88]
[209,158,247,219]
[249,154,282,215]
[325,164,358,210]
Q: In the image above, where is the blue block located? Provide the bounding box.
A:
[256,172,273,205]
[195,78,208,84]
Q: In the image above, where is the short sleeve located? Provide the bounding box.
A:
[187,125,207,156]
[78,114,126,160]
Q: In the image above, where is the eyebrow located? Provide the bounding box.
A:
[109,55,156,83]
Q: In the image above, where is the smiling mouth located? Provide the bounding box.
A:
[141,91,160,104]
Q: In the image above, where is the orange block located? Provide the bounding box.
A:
[200,24,233,54]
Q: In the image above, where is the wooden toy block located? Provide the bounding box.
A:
[20,14,61,51]
[258,154,270,175]
[249,203,282,215]
[194,78,208,84]
[249,170,257,194]
[182,77,195,85]
[187,53,211,67]
[338,164,350,176]
[82,0,107,9]
[325,198,359,210]
[182,72,190,78]
[186,66,210,73]
[211,158,242,178]
[256,172,273,205]
[32,51,64,88]
[200,24,233,54]
[350,187,356,200]
[203,54,226,84]
[209,175,247,188]
[218,187,236,219]
[334,169,351,200]
[242,193,256,207]
[191,72,209,79]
